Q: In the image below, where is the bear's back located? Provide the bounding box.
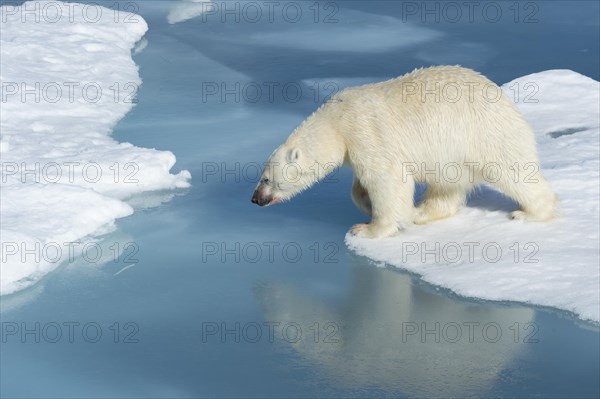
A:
[329,66,536,168]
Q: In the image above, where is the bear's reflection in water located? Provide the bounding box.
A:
[254,260,534,397]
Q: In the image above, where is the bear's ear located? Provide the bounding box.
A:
[287,147,301,163]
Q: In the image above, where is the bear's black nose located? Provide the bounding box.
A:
[251,191,270,207]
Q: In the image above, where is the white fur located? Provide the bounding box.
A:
[257,66,557,238]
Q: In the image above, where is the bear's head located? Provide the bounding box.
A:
[251,143,323,207]
[251,112,345,207]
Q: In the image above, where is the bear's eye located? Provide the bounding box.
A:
[261,178,270,184]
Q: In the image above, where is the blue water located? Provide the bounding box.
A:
[1,1,599,397]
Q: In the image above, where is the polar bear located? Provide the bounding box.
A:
[251,66,557,238]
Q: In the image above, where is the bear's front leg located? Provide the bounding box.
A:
[350,174,415,238]
[351,175,372,216]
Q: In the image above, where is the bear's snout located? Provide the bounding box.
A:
[251,190,272,207]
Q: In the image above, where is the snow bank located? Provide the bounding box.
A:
[0,1,191,295]
[347,70,600,323]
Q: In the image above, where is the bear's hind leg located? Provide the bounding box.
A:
[492,172,557,221]
[351,175,372,216]
[414,185,467,225]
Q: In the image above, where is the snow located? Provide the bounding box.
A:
[167,0,213,24]
[0,1,190,295]
[347,70,600,323]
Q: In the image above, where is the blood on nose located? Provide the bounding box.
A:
[251,190,260,205]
